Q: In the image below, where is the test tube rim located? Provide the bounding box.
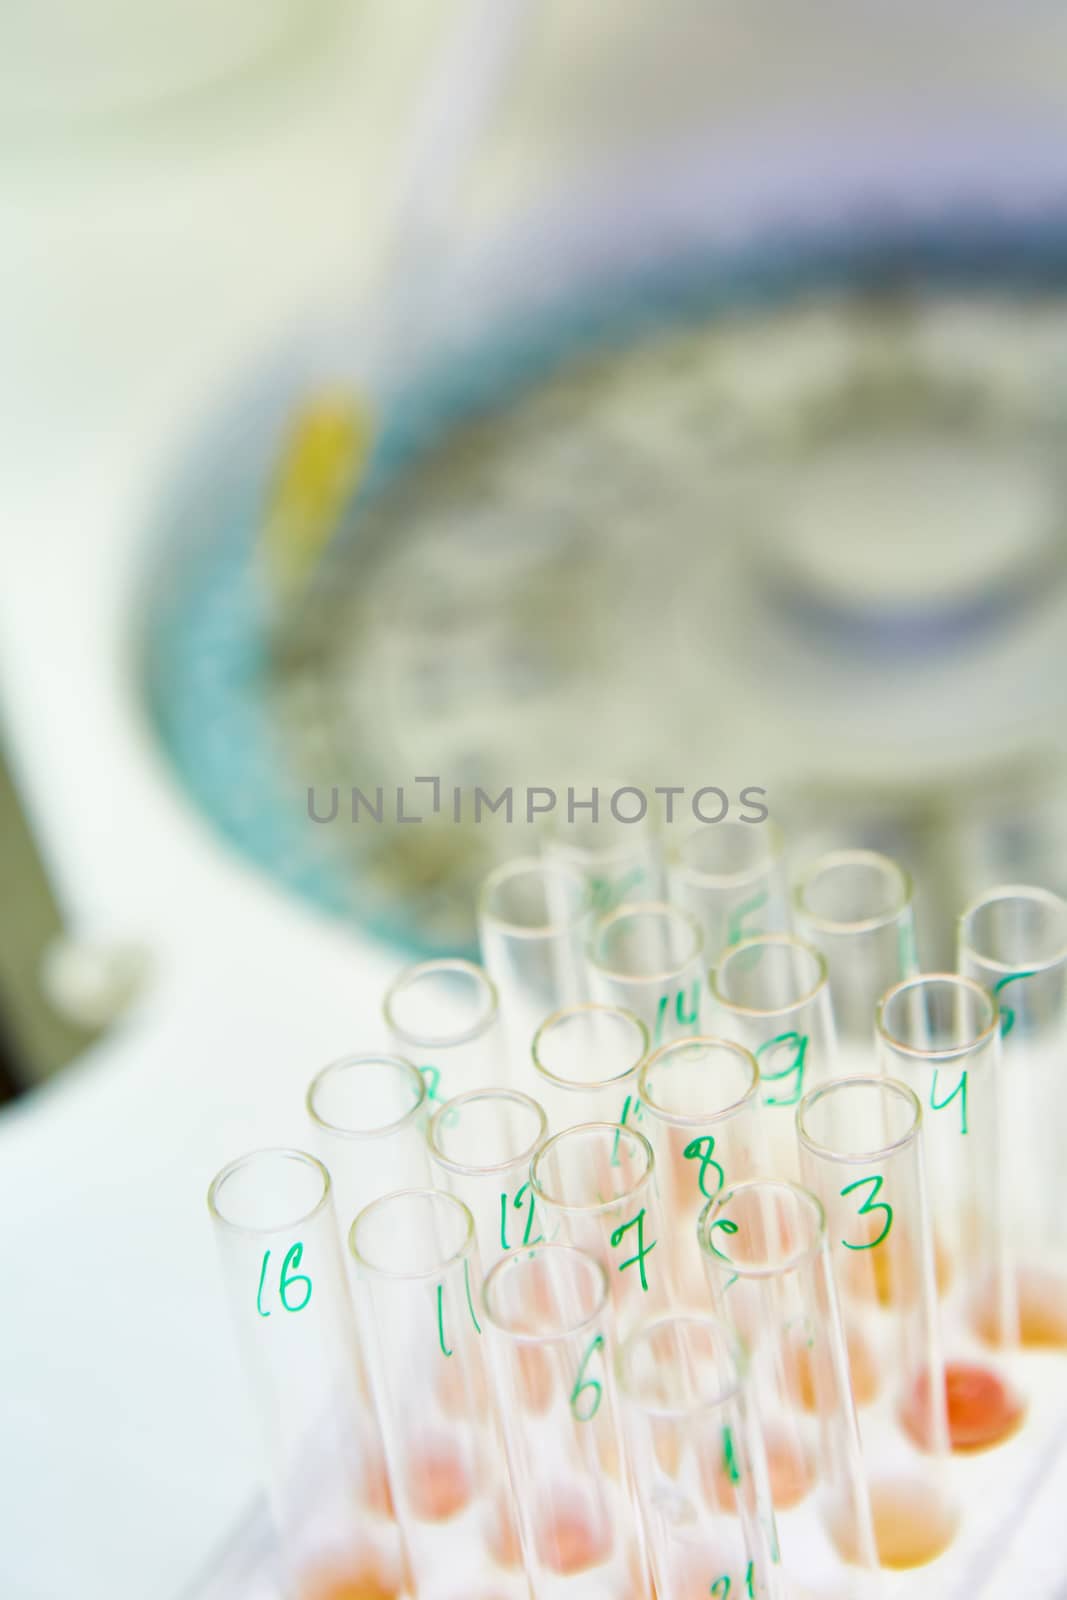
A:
[482,1242,609,1343]
[616,1311,746,1415]
[958,882,1067,975]
[796,1073,922,1166]
[531,1002,650,1092]
[306,1052,427,1141]
[207,1146,332,1237]
[428,1087,549,1178]
[529,1121,656,1215]
[709,932,828,1017]
[349,1186,475,1282]
[587,900,703,986]
[875,972,999,1062]
[698,1178,827,1279]
[478,855,591,940]
[383,956,500,1048]
[637,1035,760,1127]
[666,816,785,888]
[544,817,658,871]
[793,847,913,935]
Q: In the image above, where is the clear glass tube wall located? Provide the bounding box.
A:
[384,958,503,1109]
[667,820,789,972]
[531,1002,649,1133]
[208,1149,404,1600]
[306,1054,431,1242]
[875,978,1028,1450]
[699,1177,881,1590]
[483,1243,651,1598]
[478,857,591,1088]
[708,935,837,1175]
[796,1079,962,1569]
[349,1189,525,1600]
[428,1087,548,1268]
[543,811,664,918]
[959,885,1067,1347]
[618,1312,784,1600]
[587,902,705,1050]
[793,849,917,1062]
[638,1037,767,1306]
[530,1122,672,1331]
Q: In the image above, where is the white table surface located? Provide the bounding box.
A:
[0,8,461,1595]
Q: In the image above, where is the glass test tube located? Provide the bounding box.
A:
[531,1002,649,1133]
[530,1122,671,1333]
[383,957,502,1108]
[208,1150,405,1600]
[958,885,1067,1346]
[478,856,591,1086]
[699,1178,881,1593]
[875,979,1028,1447]
[666,820,788,971]
[543,810,664,917]
[618,1312,784,1600]
[637,1038,767,1307]
[793,849,918,1065]
[349,1189,525,1600]
[428,1087,549,1268]
[306,1054,431,1240]
[796,1079,962,1570]
[587,902,705,1052]
[482,1243,651,1599]
[708,935,837,1176]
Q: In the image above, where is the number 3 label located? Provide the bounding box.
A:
[840,1175,892,1251]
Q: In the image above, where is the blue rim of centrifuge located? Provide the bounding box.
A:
[138,212,1067,957]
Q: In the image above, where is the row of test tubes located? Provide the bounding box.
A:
[207,818,1067,1599]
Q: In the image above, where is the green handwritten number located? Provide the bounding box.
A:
[258,1245,311,1315]
[722,1425,741,1485]
[705,1215,740,1293]
[256,1251,272,1318]
[840,1175,893,1251]
[756,1031,808,1107]
[499,1182,543,1251]
[610,1208,657,1291]
[708,1556,755,1597]
[517,1182,542,1246]
[570,1333,605,1421]
[419,1064,443,1103]
[436,1263,481,1356]
[726,890,768,947]
[591,868,646,914]
[993,970,1038,1038]
[706,1216,739,1263]
[463,1259,482,1334]
[436,1285,453,1358]
[654,981,700,1046]
[611,1093,643,1166]
[684,1135,725,1201]
[930,1068,968,1135]
[619,1091,642,1127]
[676,981,700,1032]
[279,1242,312,1312]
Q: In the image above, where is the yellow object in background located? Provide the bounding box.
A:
[264,392,374,597]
